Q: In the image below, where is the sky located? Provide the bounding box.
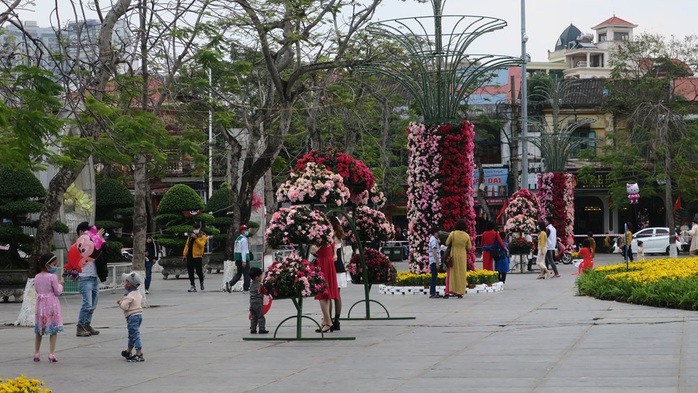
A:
[13,0,698,62]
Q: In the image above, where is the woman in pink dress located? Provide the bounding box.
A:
[314,242,339,333]
[34,253,64,362]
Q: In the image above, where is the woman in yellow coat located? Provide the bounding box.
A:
[444,219,473,298]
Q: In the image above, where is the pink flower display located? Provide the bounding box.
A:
[504,188,540,235]
[276,162,350,206]
[265,205,334,248]
[260,252,327,298]
[406,121,477,273]
[537,172,575,246]
[344,206,395,243]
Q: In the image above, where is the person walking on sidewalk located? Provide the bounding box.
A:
[33,253,64,362]
[183,224,207,292]
[227,225,251,294]
[544,217,560,278]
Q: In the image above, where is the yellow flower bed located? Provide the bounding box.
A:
[395,270,498,286]
[0,375,51,393]
[596,257,698,283]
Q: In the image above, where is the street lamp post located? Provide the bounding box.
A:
[520,0,529,190]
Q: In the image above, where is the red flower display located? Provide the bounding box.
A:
[296,147,376,193]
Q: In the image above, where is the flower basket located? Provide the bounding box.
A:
[265,206,334,249]
[345,206,395,243]
[509,237,533,255]
[260,252,327,298]
[295,148,376,194]
[276,162,350,206]
[346,247,397,285]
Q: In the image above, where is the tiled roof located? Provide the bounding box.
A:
[592,16,637,29]
[555,78,608,107]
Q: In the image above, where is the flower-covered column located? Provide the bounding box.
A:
[407,121,477,272]
[537,172,575,247]
[406,123,442,273]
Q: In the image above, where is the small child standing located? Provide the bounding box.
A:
[117,272,144,362]
[637,240,645,261]
[249,267,268,334]
[34,253,64,362]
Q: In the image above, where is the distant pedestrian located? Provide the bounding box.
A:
[636,240,645,261]
[249,267,268,334]
[329,217,347,331]
[481,221,507,271]
[33,253,64,363]
[227,225,251,294]
[586,232,596,259]
[428,225,441,298]
[536,222,550,279]
[444,219,473,297]
[685,219,698,256]
[544,217,560,278]
[118,272,145,362]
[623,223,634,262]
[183,223,207,292]
[576,239,594,275]
[145,235,159,294]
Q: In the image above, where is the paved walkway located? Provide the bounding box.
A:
[2,253,697,392]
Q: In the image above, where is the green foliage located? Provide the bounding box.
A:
[205,184,231,215]
[0,170,46,200]
[102,240,126,263]
[94,220,127,232]
[96,179,134,208]
[157,184,204,214]
[0,65,66,171]
[52,221,69,234]
[576,270,698,310]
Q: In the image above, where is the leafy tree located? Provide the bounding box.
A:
[601,33,698,256]
[154,184,216,256]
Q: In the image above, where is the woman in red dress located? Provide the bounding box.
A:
[314,242,339,333]
[481,221,507,271]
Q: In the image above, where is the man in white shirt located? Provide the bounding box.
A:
[544,217,560,277]
[428,226,441,298]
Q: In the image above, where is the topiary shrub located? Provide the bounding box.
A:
[155,184,215,256]
[0,170,68,270]
[96,178,134,245]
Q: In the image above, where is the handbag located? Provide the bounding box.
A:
[342,244,353,263]
[489,247,504,260]
[443,246,453,268]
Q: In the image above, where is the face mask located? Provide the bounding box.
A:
[244,231,250,236]
[193,229,200,234]
[48,267,57,274]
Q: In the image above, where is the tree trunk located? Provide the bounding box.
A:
[131,154,148,270]
[666,150,678,257]
[379,97,391,191]
[225,137,242,260]
[31,166,84,263]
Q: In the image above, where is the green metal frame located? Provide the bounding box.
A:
[359,0,520,124]
[242,297,356,341]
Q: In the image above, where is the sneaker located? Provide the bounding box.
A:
[225,282,231,293]
[145,290,149,294]
[188,286,197,292]
[258,329,269,334]
[242,290,249,294]
[429,294,441,299]
[553,274,561,278]
[200,283,204,291]
[127,354,144,362]
[121,350,131,360]
[250,330,257,334]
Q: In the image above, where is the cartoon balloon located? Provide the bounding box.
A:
[626,183,640,204]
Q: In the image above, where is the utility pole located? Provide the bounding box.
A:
[520,0,529,190]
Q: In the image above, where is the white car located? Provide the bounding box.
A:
[614,227,685,255]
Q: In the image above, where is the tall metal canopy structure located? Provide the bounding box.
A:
[361,0,521,123]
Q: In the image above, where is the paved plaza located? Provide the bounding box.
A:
[2,253,698,392]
